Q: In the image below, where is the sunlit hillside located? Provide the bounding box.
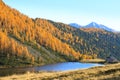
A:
[0,0,93,66]
[0,0,120,67]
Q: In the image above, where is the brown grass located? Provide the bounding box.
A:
[0,63,120,80]
[80,58,105,63]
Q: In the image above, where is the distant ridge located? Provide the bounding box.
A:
[85,22,114,32]
[69,22,115,32]
[69,23,81,28]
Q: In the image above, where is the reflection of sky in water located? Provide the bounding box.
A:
[0,62,103,76]
[34,62,103,71]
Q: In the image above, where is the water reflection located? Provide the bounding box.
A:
[0,62,103,76]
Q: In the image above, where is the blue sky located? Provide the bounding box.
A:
[3,0,120,31]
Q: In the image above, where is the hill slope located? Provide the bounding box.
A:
[0,0,93,67]
[48,20,120,60]
[0,0,120,67]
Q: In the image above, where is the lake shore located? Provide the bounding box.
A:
[80,58,106,64]
[0,58,105,69]
[0,63,120,80]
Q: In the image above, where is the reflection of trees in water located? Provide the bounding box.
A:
[0,67,36,76]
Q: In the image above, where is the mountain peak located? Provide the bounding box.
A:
[69,22,114,32]
[69,23,81,28]
[86,22,100,28]
[91,22,98,26]
[91,22,97,24]
[85,22,114,32]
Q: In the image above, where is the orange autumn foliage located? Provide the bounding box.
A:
[0,1,93,60]
[0,31,33,60]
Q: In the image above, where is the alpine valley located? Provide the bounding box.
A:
[0,0,120,67]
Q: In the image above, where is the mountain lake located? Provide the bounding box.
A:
[0,62,103,76]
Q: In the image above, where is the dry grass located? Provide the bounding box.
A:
[80,58,105,63]
[1,63,120,80]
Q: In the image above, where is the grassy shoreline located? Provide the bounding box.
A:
[0,63,120,80]
[0,59,105,68]
[80,58,105,64]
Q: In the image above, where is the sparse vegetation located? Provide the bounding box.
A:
[80,58,105,63]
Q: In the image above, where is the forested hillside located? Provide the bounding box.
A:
[48,21,120,60]
[0,0,120,67]
[0,0,92,67]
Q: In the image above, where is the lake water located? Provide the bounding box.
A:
[0,62,103,76]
